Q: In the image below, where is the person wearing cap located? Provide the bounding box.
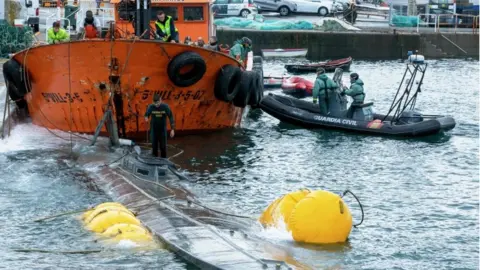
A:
[312,67,338,115]
[154,10,179,43]
[341,72,365,118]
[144,94,175,158]
[47,21,70,44]
[82,10,101,39]
[229,37,252,67]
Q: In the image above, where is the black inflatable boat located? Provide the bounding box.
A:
[259,55,456,137]
[260,94,455,137]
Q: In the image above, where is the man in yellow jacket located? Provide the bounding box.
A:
[47,21,70,44]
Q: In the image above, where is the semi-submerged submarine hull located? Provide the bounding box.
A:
[82,150,309,270]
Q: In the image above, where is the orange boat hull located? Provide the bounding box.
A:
[11,40,248,139]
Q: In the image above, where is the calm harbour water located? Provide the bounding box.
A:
[0,59,478,270]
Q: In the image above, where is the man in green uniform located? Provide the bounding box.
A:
[144,94,175,158]
[47,21,70,44]
[229,37,252,67]
[312,68,338,115]
[341,72,365,118]
[154,10,179,43]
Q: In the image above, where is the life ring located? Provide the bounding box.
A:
[3,59,29,99]
[214,64,242,102]
[248,71,264,107]
[167,51,206,87]
[233,71,254,108]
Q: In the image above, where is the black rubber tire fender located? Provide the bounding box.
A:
[248,71,264,107]
[3,59,29,98]
[233,71,255,108]
[167,51,207,87]
[214,64,242,102]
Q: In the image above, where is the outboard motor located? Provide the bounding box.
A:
[397,110,424,125]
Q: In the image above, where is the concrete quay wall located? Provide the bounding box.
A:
[217,29,479,60]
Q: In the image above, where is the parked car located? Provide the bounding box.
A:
[308,0,345,13]
[254,0,298,16]
[292,0,337,16]
[212,0,259,17]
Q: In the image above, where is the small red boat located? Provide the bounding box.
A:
[285,57,353,74]
[281,77,313,97]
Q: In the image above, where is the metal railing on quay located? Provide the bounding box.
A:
[436,14,478,33]
[416,13,437,33]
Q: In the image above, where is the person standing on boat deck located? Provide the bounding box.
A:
[144,94,175,158]
[229,37,252,67]
[154,10,179,43]
[47,21,70,44]
[82,10,100,39]
[341,72,365,118]
[312,68,338,115]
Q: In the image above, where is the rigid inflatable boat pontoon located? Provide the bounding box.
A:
[260,54,456,137]
[93,148,307,270]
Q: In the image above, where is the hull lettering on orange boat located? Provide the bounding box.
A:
[42,93,84,103]
[140,89,205,101]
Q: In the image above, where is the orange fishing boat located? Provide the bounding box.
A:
[2,0,264,140]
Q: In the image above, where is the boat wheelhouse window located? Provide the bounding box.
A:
[150,7,178,21]
[158,169,166,177]
[184,7,204,21]
[136,168,150,176]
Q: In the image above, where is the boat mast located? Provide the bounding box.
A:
[135,0,151,38]
[382,54,428,123]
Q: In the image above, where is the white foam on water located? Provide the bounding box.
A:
[115,239,140,249]
[255,217,294,243]
[0,123,74,153]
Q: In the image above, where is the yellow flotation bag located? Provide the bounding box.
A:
[259,189,310,230]
[86,209,141,233]
[288,190,352,244]
[102,223,152,243]
[82,202,128,220]
[83,206,135,225]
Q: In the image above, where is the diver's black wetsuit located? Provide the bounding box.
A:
[145,103,175,158]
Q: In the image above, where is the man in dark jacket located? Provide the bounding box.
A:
[154,10,179,43]
[144,94,175,158]
[205,36,220,51]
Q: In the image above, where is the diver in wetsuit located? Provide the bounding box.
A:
[144,94,175,158]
